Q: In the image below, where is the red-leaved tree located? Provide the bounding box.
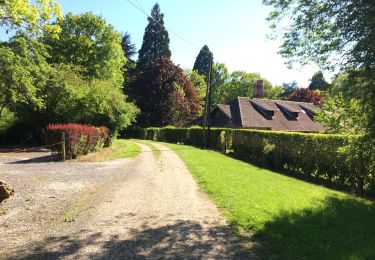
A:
[287,88,324,105]
[127,57,200,127]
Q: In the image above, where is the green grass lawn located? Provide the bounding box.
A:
[156,142,375,259]
[79,139,140,162]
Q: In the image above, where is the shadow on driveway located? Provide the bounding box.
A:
[7,220,251,259]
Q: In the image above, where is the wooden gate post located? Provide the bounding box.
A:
[61,132,66,161]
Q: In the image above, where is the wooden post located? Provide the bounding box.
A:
[61,132,66,161]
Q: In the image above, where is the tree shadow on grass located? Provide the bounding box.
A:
[253,195,375,259]
[7,220,251,259]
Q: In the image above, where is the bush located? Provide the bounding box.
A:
[45,123,110,159]
[121,127,375,196]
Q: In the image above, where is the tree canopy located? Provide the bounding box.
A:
[0,0,63,36]
[137,3,171,66]
[264,0,375,134]
[309,71,330,90]
[287,88,324,105]
[43,12,125,87]
[127,57,200,127]
[193,45,213,80]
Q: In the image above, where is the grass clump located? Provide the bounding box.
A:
[78,139,140,162]
[161,142,375,259]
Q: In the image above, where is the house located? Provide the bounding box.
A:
[190,81,326,133]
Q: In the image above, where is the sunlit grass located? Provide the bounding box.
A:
[159,142,375,259]
[78,139,140,162]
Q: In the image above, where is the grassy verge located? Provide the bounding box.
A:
[133,139,161,156]
[78,139,140,162]
[159,142,375,259]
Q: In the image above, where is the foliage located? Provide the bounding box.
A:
[265,85,284,100]
[43,12,125,87]
[287,88,325,105]
[264,0,375,135]
[0,107,16,134]
[122,127,227,152]
[280,81,298,98]
[214,71,273,104]
[46,123,110,159]
[0,35,49,111]
[316,93,366,135]
[121,31,137,66]
[211,62,230,107]
[193,45,213,80]
[137,3,171,66]
[186,70,206,113]
[162,141,375,259]
[0,0,63,36]
[263,0,375,70]
[126,57,200,127]
[308,71,330,90]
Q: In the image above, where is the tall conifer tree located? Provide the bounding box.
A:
[138,3,171,66]
[193,45,213,80]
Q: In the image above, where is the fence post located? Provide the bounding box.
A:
[61,132,66,161]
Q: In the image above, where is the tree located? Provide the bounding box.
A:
[138,3,171,66]
[281,81,299,98]
[316,93,366,135]
[265,85,284,100]
[211,62,230,106]
[264,0,375,134]
[121,31,137,69]
[0,0,63,36]
[309,71,330,90]
[186,70,206,113]
[193,45,213,80]
[127,57,200,127]
[43,12,125,87]
[213,71,273,104]
[287,88,325,105]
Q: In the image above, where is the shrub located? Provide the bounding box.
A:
[45,123,110,159]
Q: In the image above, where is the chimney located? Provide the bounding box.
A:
[253,80,264,98]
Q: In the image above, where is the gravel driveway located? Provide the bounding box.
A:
[0,142,249,259]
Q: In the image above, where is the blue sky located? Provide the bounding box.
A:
[1,0,331,86]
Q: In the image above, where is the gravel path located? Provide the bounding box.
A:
[0,142,248,259]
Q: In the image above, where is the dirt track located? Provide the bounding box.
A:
[0,142,248,259]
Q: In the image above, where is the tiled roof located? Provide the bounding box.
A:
[209,97,326,132]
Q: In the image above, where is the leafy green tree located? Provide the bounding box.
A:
[264,0,375,134]
[265,85,284,100]
[43,12,125,87]
[0,0,63,36]
[316,93,366,135]
[210,63,230,106]
[215,71,273,103]
[309,71,330,90]
[193,45,213,80]
[0,36,48,112]
[186,70,207,113]
[138,3,171,66]
[127,57,200,127]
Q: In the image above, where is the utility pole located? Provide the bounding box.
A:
[203,52,213,149]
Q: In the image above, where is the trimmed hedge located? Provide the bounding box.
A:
[122,127,375,196]
[45,123,110,159]
[122,127,229,152]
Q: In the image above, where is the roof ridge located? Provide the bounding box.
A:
[237,97,244,127]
